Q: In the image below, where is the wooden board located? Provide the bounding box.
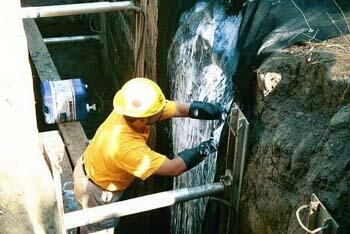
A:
[23,19,60,82]
[24,16,85,234]
[23,18,89,168]
[39,131,73,186]
[39,131,69,233]
[58,122,89,167]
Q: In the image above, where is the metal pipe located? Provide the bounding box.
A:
[22,1,135,18]
[64,182,225,230]
[43,35,101,44]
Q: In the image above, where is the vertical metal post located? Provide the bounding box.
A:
[219,103,249,234]
[232,105,249,234]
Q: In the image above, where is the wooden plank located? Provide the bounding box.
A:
[58,122,89,167]
[23,19,60,81]
[39,131,67,233]
[39,131,73,187]
[39,131,79,234]
[23,18,89,168]
[24,16,84,234]
[40,131,75,215]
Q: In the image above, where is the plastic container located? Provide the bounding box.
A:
[62,181,78,211]
[40,78,96,124]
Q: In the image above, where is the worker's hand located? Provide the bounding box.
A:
[189,101,226,120]
[178,138,218,170]
[219,105,229,125]
[199,138,218,157]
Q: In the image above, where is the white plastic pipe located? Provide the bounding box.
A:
[22,1,135,18]
[43,35,101,44]
[64,182,225,230]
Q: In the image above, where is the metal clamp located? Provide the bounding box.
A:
[210,169,234,208]
[220,169,233,187]
[296,204,329,234]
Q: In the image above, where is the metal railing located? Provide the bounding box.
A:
[64,182,227,230]
[21,1,135,18]
[43,35,101,44]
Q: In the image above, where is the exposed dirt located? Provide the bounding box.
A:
[239,37,350,234]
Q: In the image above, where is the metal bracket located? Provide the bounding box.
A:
[296,194,338,234]
[220,169,233,187]
[209,170,234,209]
[226,111,245,137]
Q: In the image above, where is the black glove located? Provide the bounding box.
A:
[178,138,218,170]
[189,101,225,120]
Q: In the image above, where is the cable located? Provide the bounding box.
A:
[89,14,102,33]
[127,5,146,77]
[295,204,328,234]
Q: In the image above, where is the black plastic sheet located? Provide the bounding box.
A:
[234,0,350,108]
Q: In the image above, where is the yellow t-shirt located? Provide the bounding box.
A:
[84,100,176,191]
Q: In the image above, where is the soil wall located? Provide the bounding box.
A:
[239,38,350,234]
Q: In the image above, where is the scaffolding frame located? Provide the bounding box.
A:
[22,2,251,232]
[21,1,135,18]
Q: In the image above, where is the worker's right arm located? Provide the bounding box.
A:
[160,100,226,120]
[172,102,225,119]
[188,101,225,120]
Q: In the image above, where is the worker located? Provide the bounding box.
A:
[73,77,225,233]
